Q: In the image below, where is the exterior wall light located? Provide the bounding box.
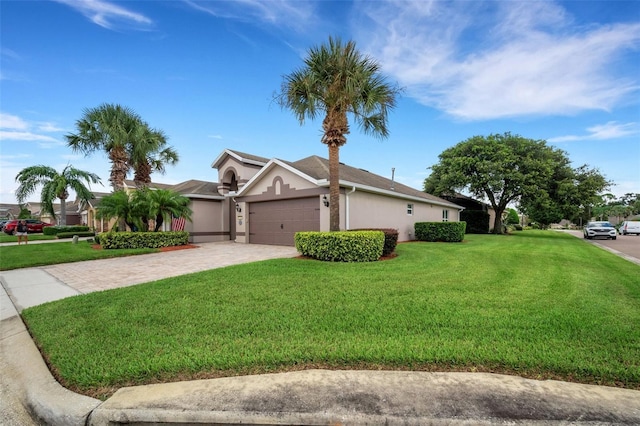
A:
[322,195,329,207]
[235,203,242,213]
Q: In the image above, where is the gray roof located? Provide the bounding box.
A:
[171,179,219,196]
[286,155,460,207]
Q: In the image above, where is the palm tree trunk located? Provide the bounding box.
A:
[328,143,340,231]
[59,196,67,226]
[109,147,129,191]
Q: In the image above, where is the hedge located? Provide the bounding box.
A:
[350,228,398,256]
[98,231,189,249]
[414,222,466,242]
[43,225,90,236]
[295,231,384,262]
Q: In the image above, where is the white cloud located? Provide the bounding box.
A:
[0,113,29,130]
[54,0,153,31]
[183,0,315,32]
[548,121,640,143]
[358,1,640,120]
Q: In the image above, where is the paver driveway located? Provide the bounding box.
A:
[42,241,299,294]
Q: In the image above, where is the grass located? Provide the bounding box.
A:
[0,233,56,244]
[0,240,159,270]
[19,231,640,399]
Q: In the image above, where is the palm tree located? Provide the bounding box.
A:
[277,36,400,231]
[129,126,179,188]
[15,165,101,226]
[147,189,192,232]
[66,103,144,191]
[95,190,138,231]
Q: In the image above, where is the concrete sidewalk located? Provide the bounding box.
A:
[1,241,640,425]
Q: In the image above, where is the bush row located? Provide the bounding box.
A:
[415,222,466,242]
[350,228,398,256]
[98,231,189,249]
[43,225,90,235]
[57,231,97,239]
[295,231,384,262]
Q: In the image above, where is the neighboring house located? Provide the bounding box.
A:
[440,193,496,231]
[0,204,20,220]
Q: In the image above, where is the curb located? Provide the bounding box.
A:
[1,316,101,426]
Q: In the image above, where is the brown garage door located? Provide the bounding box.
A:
[249,198,320,246]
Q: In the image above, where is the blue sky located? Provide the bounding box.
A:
[1,0,639,205]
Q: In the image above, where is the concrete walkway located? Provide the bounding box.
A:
[1,240,640,425]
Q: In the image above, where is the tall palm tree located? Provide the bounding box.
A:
[15,165,101,226]
[66,103,144,191]
[129,126,179,188]
[277,36,400,231]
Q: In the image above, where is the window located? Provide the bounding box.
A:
[407,203,414,215]
[442,209,449,222]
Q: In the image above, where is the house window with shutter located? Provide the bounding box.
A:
[442,209,449,222]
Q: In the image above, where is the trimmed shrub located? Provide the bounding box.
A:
[460,210,490,234]
[57,231,96,239]
[98,231,189,249]
[350,228,398,256]
[43,225,90,236]
[295,231,384,262]
[415,222,466,242]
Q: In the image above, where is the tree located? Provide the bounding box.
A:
[15,165,101,226]
[505,208,520,225]
[146,188,192,232]
[66,103,178,190]
[129,126,179,188]
[97,188,192,232]
[424,133,566,234]
[66,104,143,191]
[95,190,139,231]
[277,36,400,231]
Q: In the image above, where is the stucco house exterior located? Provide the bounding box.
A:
[213,149,463,246]
[78,148,464,246]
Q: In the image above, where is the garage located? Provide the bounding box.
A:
[248,197,320,246]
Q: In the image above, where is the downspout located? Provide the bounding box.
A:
[346,186,356,230]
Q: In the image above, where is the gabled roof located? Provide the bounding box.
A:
[211,149,270,169]
[239,154,462,210]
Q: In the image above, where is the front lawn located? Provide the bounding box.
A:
[0,241,159,270]
[0,233,56,244]
[21,231,640,399]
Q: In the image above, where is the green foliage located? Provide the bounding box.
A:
[18,208,32,219]
[56,231,96,239]
[505,208,520,225]
[423,132,605,233]
[460,210,490,234]
[44,225,90,235]
[14,164,101,226]
[99,231,188,249]
[295,231,384,262]
[350,228,398,256]
[276,36,400,232]
[20,232,640,395]
[415,222,466,242]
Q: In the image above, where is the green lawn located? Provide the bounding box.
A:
[0,233,56,244]
[0,240,159,270]
[20,231,640,399]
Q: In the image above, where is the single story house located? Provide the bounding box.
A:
[78,149,464,246]
[212,149,463,246]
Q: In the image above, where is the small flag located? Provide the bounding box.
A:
[171,217,186,231]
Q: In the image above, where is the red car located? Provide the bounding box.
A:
[3,219,53,234]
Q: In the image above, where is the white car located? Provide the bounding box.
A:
[619,221,640,236]
[583,221,617,240]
